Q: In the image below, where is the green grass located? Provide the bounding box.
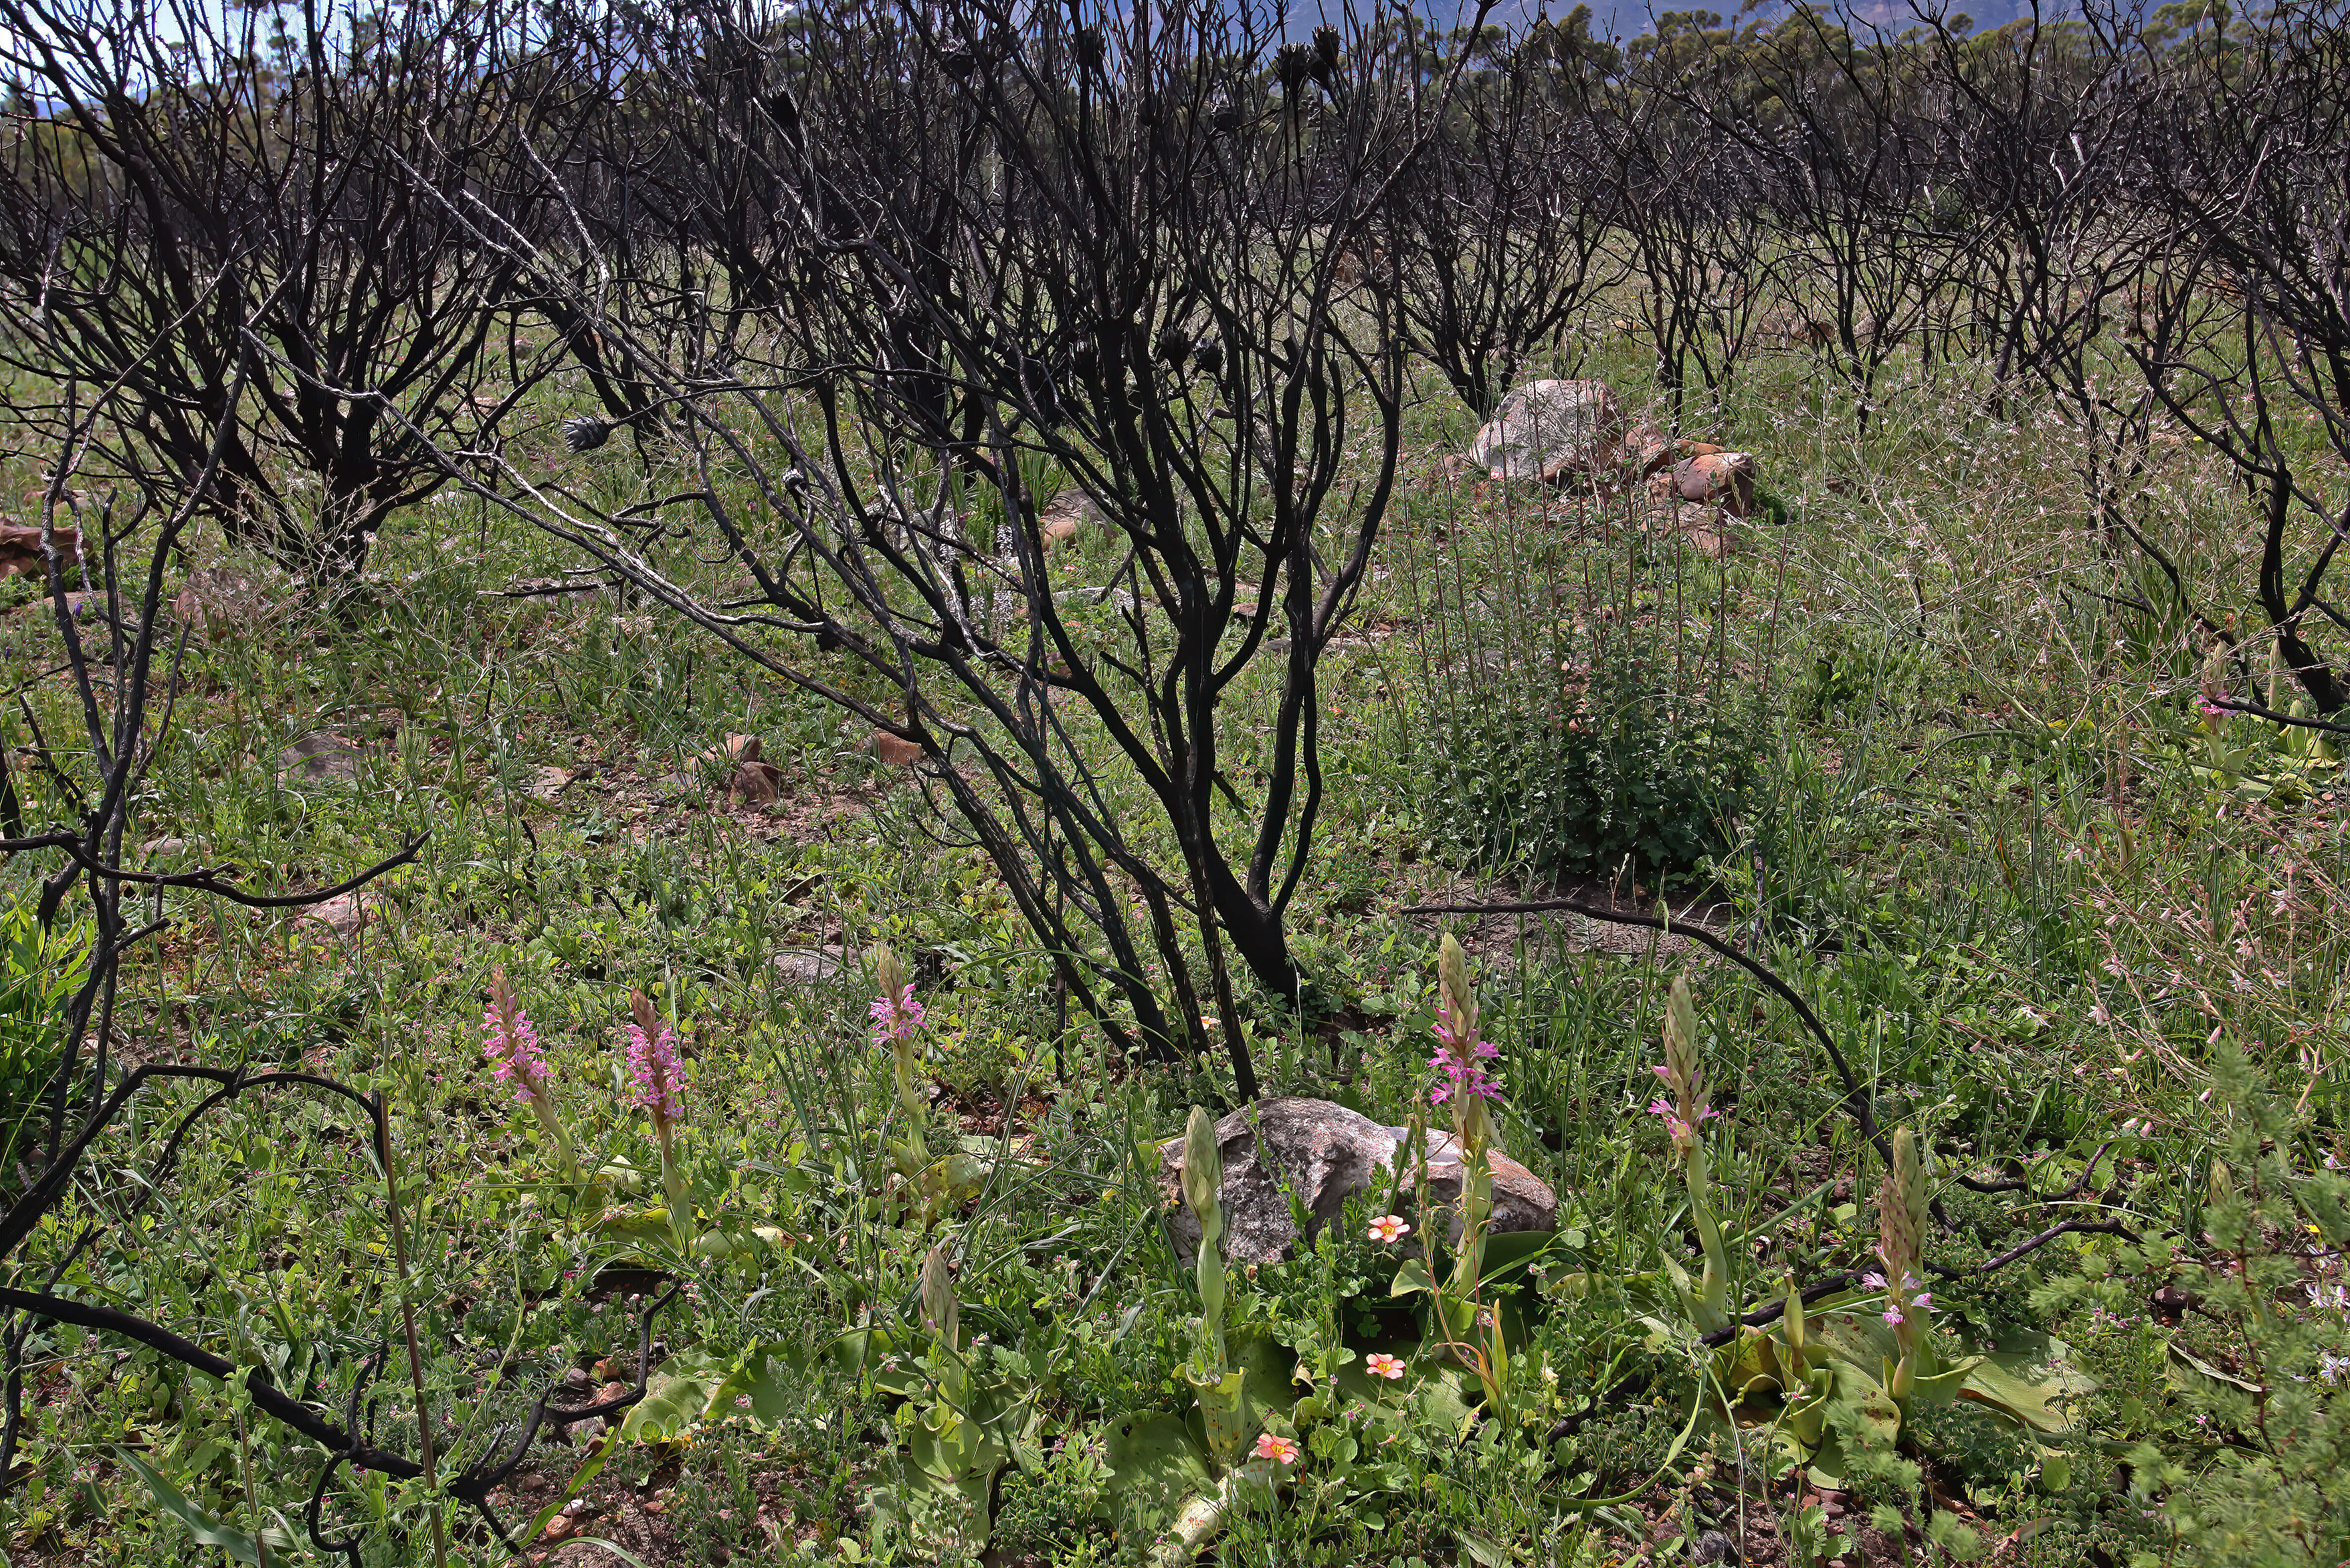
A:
[0,309,2344,1568]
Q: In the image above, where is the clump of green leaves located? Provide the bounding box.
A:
[0,897,87,1167]
[2041,1048,2350,1568]
[1420,648,1754,886]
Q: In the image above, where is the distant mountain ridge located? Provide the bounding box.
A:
[1409,0,2076,42]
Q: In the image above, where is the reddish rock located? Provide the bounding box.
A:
[0,523,79,579]
[1672,451,1758,517]
[868,731,924,766]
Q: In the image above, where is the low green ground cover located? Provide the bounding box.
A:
[0,337,2344,1568]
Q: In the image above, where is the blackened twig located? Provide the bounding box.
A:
[0,1286,423,1477]
[1405,895,1890,1162]
[450,1284,682,1548]
[2208,696,2350,735]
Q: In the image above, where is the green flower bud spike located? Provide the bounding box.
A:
[1178,1105,1247,1465]
[1656,975,1729,1332]
[1181,1106,1227,1373]
[1874,1127,1933,1393]
[1436,934,1489,1155]
[1780,1274,1809,1380]
[877,944,926,1129]
[921,1242,960,1351]
[1438,934,1474,1037]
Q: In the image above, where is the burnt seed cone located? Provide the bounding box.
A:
[762,89,800,142]
[561,415,613,453]
[1275,43,1311,94]
[1311,24,1340,83]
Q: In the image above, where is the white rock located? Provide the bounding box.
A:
[1468,380,1624,484]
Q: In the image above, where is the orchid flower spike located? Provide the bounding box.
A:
[482,966,550,1106]
[626,988,685,1132]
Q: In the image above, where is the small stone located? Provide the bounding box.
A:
[0,522,80,579]
[730,760,786,804]
[1038,491,1091,548]
[1690,1529,1736,1563]
[1619,421,1674,476]
[279,731,367,783]
[529,766,576,801]
[292,891,368,939]
[693,733,763,768]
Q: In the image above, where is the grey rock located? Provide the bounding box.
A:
[291,890,368,939]
[773,945,847,984]
[1468,380,1623,484]
[1690,1529,1738,1564]
[1155,1096,1557,1264]
[279,731,366,783]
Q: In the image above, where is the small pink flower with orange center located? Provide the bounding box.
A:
[1251,1432,1299,1466]
[1364,1352,1406,1381]
[1367,1214,1411,1244]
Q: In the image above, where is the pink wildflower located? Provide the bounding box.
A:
[626,990,685,1130]
[1251,1432,1299,1465]
[1646,1097,1718,1145]
[1364,1352,1406,1381]
[1428,996,1501,1106]
[870,983,926,1049]
[1864,1261,1932,1332]
[482,967,550,1105]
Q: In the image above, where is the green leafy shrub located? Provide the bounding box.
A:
[0,898,87,1166]
[1420,650,1756,886]
[2038,1048,2350,1567]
